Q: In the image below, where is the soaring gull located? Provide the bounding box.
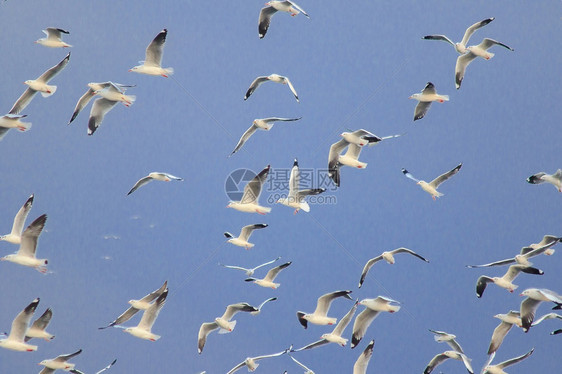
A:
[127,172,183,195]
[409,82,449,121]
[402,163,462,200]
[129,29,173,77]
[0,194,34,244]
[422,18,495,54]
[223,224,269,249]
[244,74,299,102]
[258,1,310,39]
[359,247,429,288]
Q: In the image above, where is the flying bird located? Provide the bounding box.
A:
[531,312,562,327]
[229,117,301,156]
[351,297,401,348]
[519,288,562,332]
[422,17,495,54]
[358,247,429,288]
[127,172,183,195]
[1,214,49,273]
[223,224,269,249]
[244,74,299,102]
[0,114,32,140]
[35,27,71,48]
[39,349,82,373]
[296,290,353,329]
[129,29,173,77]
[353,339,375,374]
[409,82,449,121]
[9,53,70,115]
[68,359,117,374]
[226,346,290,373]
[402,163,462,200]
[475,265,544,298]
[1,194,34,244]
[423,351,473,374]
[219,257,280,276]
[245,261,292,289]
[466,240,559,268]
[277,159,325,213]
[0,298,40,352]
[455,38,514,89]
[526,169,562,192]
[482,348,534,374]
[487,310,523,355]
[226,165,271,214]
[428,329,464,354]
[289,354,315,374]
[123,288,168,341]
[258,1,310,39]
[25,308,54,342]
[250,297,278,316]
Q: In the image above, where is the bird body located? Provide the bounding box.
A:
[35,28,71,48]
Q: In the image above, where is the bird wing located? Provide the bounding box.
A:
[88,98,118,135]
[8,298,39,341]
[495,348,534,369]
[145,29,167,67]
[8,87,38,115]
[230,124,258,156]
[526,172,546,184]
[292,339,329,352]
[263,261,291,282]
[53,349,82,363]
[333,301,358,336]
[424,353,450,374]
[0,127,10,141]
[290,355,313,371]
[37,52,70,83]
[244,76,269,100]
[240,165,270,204]
[351,308,380,348]
[10,194,34,237]
[197,322,218,354]
[222,303,257,320]
[477,38,514,51]
[288,1,310,17]
[401,168,420,183]
[284,77,299,102]
[239,223,268,242]
[297,188,325,199]
[460,18,494,47]
[391,247,429,262]
[314,290,352,316]
[328,139,349,186]
[422,34,455,46]
[40,368,56,374]
[258,6,278,39]
[45,27,69,40]
[413,101,432,121]
[261,117,301,123]
[99,306,139,329]
[455,52,478,89]
[139,281,169,303]
[93,359,117,374]
[226,361,246,374]
[288,159,300,198]
[127,176,154,196]
[252,257,281,272]
[255,297,277,311]
[137,289,167,331]
[429,163,462,189]
[421,82,436,95]
[28,308,52,333]
[358,256,383,288]
[475,276,494,298]
[345,143,363,160]
[520,297,543,331]
[466,258,516,268]
[532,312,562,326]
[68,88,96,125]
[353,339,375,374]
[18,214,47,257]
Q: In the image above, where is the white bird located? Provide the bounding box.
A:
[99,281,168,329]
[428,329,464,353]
[226,346,290,373]
[129,29,173,77]
[245,261,292,289]
[0,298,40,352]
[25,308,54,342]
[467,240,560,268]
[92,82,136,107]
[519,288,562,332]
[35,27,72,48]
[223,224,269,249]
[226,165,271,214]
[482,348,534,374]
[293,301,358,351]
[244,74,299,102]
[123,288,168,341]
[198,302,258,354]
[476,265,543,298]
[353,339,375,374]
[68,359,117,374]
[289,354,314,374]
[127,172,183,195]
[527,169,562,192]
[258,1,310,38]
[402,163,462,200]
[531,312,562,327]
[9,53,70,115]
[358,247,429,288]
[528,235,561,255]
[1,214,48,273]
[39,349,82,372]
[219,257,280,276]
[296,290,353,329]
[487,310,523,355]
[409,82,449,121]
[351,297,401,348]
[229,117,301,156]
[0,113,32,140]
[277,159,325,213]
[0,194,33,244]
[424,351,473,374]
[422,18,495,54]
[455,38,514,89]
[250,297,278,316]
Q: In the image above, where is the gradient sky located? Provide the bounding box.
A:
[0,1,560,373]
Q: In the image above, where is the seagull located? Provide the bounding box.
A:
[1,214,48,273]
[526,169,562,192]
[487,311,523,355]
[123,288,168,341]
[68,82,136,125]
[402,163,462,200]
[336,131,403,171]
[351,297,401,348]
[0,114,32,140]
[129,29,173,77]
[482,348,534,374]
[245,261,292,289]
[353,339,375,374]
[198,302,258,354]
[289,354,315,373]
[250,297,278,316]
[422,18,495,54]
[229,117,301,156]
[35,28,71,48]
[226,346,291,373]
[455,38,514,89]
[244,74,299,102]
[296,290,353,329]
[531,312,562,327]
[25,308,54,342]
[219,257,280,276]
[519,288,562,332]
[68,359,117,374]
[466,240,559,268]
[358,247,429,288]
[277,159,325,213]
[0,298,40,352]
[293,301,358,351]
[223,224,269,249]
[551,329,562,335]
[92,82,136,107]
[9,53,70,115]
[1,194,34,244]
[226,165,271,214]
[424,351,473,374]
[409,82,449,121]
[476,265,544,298]
[39,349,82,372]
[258,1,310,38]
[428,329,464,354]
[99,281,168,329]
[127,172,183,195]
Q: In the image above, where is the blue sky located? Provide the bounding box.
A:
[0,1,560,373]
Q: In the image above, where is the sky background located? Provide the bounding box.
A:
[0,1,560,373]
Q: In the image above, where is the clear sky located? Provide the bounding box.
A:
[0,1,560,373]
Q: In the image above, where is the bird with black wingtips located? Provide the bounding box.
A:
[409,82,449,121]
[244,74,299,102]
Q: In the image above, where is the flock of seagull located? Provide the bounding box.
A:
[0,1,559,373]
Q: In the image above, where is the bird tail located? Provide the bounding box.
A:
[218,320,236,334]
[17,121,32,132]
[300,202,310,213]
[164,67,174,76]
[122,94,136,105]
[40,85,57,97]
